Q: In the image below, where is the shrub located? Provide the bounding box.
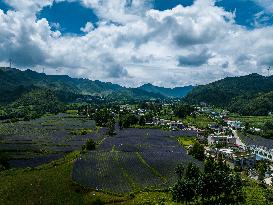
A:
[82,139,96,151]
[0,152,9,170]
[70,129,92,136]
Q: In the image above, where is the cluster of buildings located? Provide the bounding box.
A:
[195,106,229,120]
[249,145,273,162]
[208,134,237,146]
[205,146,256,170]
[146,117,185,130]
[205,133,257,170]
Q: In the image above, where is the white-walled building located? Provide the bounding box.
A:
[208,135,237,145]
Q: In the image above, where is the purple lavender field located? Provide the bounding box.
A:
[0,113,101,168]
[240,133,273,149]
[72,128,200,193]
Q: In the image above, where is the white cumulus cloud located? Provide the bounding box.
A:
[0,0,273,87]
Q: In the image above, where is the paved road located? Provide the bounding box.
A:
[232,129,245,147]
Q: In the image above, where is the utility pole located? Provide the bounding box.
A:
[9,58,12,68]
[43,68,45,73]
[268,66,271,77]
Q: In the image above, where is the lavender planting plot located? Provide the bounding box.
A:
[74,128,199,192]
[49,145,79,153]
[118,152,163,189]
[51,130,69,143]
[0,143,42,152]
[98,137,116,151]
[0,114,97,168]
[72,151,131,193]
[8,153,64,168]
[241,134,273,149]
[140,150,198,185]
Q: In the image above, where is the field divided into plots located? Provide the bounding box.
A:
[72,128,200,193]
[0,114,104,168]
[240,134,273,149]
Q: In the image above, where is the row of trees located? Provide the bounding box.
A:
[172,158,243,204]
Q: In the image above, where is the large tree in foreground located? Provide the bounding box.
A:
[172,159,243,204]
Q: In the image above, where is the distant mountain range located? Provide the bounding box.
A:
[0,67,192,104]
[138,83,194,98]
[1,67,272,115]
[185,73,273,115]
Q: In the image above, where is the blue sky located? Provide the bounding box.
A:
[0,0,273,87]
[42,0,273,33]
[1,0,271,34]
[0,1,10,13]
[37,1,99,34]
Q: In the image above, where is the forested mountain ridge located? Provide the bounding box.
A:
[185,73,273,115]
[138,83,194,98]
[0,67,164,104]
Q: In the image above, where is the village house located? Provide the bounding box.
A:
[226,120,242,129]
[205,147,256,170]
[167,121,185,130]
[208,134,237,145]
[249,145,273,162]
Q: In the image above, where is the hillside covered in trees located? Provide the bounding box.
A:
[0,67,164,105]
[185,73,273,115]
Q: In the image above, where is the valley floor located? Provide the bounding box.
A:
[0,151,273,205]
[0,113,273,204]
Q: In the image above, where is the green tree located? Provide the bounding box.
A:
[188,141,205,161]
[185,162,200,181]
[173,158,243,204]
[256,160,268,183]
[172,179,195,205]
[93,108,112,126]
[82,139,96,151]
[139,115,146,126]
[119,113,138,129]
[174,104,195,119]
[175,163,185,180]
[106,118,116,136]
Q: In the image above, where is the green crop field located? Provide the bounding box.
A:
[182,115,215,129]
[230,115,273,128]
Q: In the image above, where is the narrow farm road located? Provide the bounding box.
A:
[232,129,245,147]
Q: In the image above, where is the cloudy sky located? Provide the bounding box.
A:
[0,0,273,87]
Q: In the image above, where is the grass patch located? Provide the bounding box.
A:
[70,128,93,136]
[182,115,214,129]
[177,136,196,149]
[66,110,78,116]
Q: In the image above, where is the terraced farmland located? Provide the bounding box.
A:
[72,128,200,193]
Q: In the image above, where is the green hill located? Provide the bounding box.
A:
[185,73,273,115]
[0,67,164,104]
